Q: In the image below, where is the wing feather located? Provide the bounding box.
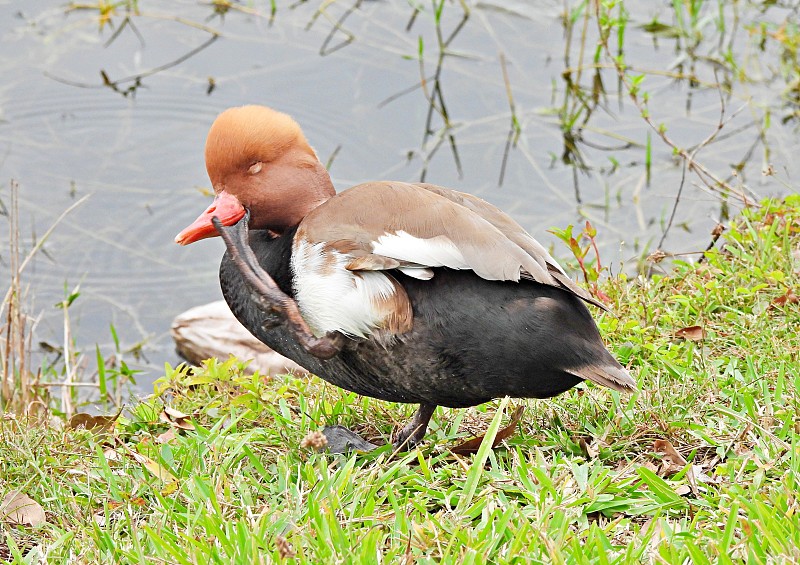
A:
[414,183,607,310]
[300,181,606,310]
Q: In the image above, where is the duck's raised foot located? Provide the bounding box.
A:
[214,213,345,360]
[318,403,438,454]
[392,403,437,451]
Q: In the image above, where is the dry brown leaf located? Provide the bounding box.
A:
[577,435,599,459]
[692,464,717,485]
[646,250,668,264]
[1,491,46,527]
[653,439,687,468]
[674,325,705,341]
[156,428,177,444]
[276,536,296,559]
[741,519,753,538]
[159,407,195,431]
[128,450,177,483]
[654,439,698,494]
[163,406,188,420]
[673,484,692,496]
[102,447,123,462]
[771,289,799,308]
[640,460,659,477]
[451,406,525,456]
[68,411,120,433]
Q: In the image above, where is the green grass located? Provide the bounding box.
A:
[1,196,799,563]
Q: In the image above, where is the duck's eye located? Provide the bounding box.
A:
[248,161,263,175]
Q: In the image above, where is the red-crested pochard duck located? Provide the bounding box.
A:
[176,105,636,449]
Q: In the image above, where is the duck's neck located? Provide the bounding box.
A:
[252,150,336,234]
[302,158,336,214]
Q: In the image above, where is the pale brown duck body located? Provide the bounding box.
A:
[177,105,636,447]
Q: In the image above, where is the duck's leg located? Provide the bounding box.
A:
[213,214,345,360]
[393,403,437,449]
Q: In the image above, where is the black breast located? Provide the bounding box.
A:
[219,228,616,408]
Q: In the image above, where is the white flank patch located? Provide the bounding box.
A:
[371,231,469,270]
[291,240,398,338]
[397,267,434,280]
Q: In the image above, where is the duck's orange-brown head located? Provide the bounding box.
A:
[175,105,335,245]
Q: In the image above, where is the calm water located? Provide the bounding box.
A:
[0,0,796,391]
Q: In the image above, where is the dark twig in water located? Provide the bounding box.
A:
[498,53,521,187]
[104,34,220,85]
[571,166,581,205]
[594,3,754,207]
[656,157,689,256]
[324,145,341,171]
[306,0,362,56]
[654,72,745,261]
[202,0,269,22]
[377,75,436,108]
[416,0,469,182]
[405,3,419,32]
[44,35,219,96]
[557,2,603,181]
[578,138,633,152]
[720,132,762,189]
[103,15,145,48]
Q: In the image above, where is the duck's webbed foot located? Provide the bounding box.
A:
[214,213,345,360]
[393,403,437,450]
